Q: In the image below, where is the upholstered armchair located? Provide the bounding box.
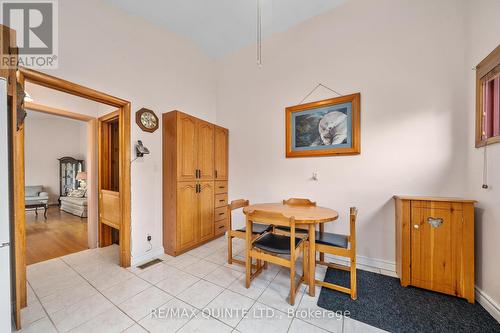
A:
[25,185,49,204]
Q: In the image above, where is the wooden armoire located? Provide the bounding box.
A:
[394,196,476,303]
[163,111,229,256]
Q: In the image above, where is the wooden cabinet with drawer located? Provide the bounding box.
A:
[394,196,476,303]
[163,110,229,256]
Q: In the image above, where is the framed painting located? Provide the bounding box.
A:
[285,93,360,157]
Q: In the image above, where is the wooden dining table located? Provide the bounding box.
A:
[243,202,339,297]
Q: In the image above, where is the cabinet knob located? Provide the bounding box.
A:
[413,224,420,229]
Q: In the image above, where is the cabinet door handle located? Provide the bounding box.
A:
[413,224,419,229]
[199,169,202,178]
[215,170,218,178]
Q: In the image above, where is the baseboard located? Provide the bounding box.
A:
[131,246,165,266]
[476,287,500,323]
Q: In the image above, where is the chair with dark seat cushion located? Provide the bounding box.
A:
[245,210,305,305]
[253,233,303,255]
[314,207,358,300]
[315,231,348,248]
[227,199,271,267]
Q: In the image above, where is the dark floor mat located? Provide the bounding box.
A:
[317,267,500,333]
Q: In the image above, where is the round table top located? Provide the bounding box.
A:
[243,203,339,224]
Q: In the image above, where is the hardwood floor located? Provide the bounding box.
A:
[26,206,88,265]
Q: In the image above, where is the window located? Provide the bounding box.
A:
[476,45,500,147]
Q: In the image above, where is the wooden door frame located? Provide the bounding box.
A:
[24,102,99,250]
[17,67,132,269]
[2,24,23,330]
[98,110,122,249]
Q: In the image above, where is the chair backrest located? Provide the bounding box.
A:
[349,207,357,249]
[282,198,316,207]
[228,199,249,230]
[230,199,249,211]
[246,209,298,256]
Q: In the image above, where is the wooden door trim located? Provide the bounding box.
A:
[98,107,131,267]
[25,101,94,121]
[18,67,128,107]
[3,25,24,330]
[15,68,131,279]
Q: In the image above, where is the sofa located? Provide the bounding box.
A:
[25,185,49,204]
[60,190,88,218]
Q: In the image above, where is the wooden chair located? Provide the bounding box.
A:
[314,207,357,300]
[245,210,305,305]
[274,198,316,234]
[227,199,272,266]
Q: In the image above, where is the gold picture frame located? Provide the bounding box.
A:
[286,93,360,157]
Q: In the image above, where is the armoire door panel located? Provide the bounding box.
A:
[199,182,215,241]
[410,206,458,295]
[176,182,199,249]
[177,114,197,181]
[214,126,228,180]
[197,121,214,180]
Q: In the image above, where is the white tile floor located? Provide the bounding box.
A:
[16,236,386,333]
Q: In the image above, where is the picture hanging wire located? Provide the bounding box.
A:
[299,83,343,104]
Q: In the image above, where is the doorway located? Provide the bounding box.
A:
[10,67,131,330]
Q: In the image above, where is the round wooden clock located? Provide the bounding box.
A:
[136,108,159,133]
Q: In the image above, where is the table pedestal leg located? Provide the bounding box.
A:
[44,205,47,220]
[308,224,316,297]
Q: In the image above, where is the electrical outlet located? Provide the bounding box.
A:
[147,235,152,242]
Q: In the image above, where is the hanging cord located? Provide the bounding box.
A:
[299,83,343,104]
[256,0,262,68]
[482,141,489,189]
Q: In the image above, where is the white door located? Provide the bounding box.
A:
[0,77,12,332]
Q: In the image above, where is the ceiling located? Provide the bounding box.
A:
[104,0,347,59]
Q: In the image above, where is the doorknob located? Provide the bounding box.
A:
[413,224,420,229]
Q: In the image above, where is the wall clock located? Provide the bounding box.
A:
[136,108,159,133]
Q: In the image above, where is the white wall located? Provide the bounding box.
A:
[216,0,469,267]
[33,0,217,261]
[25,111,87,204]
[464,0,500,318]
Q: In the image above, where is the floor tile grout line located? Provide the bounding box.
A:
[25,279,62,333]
